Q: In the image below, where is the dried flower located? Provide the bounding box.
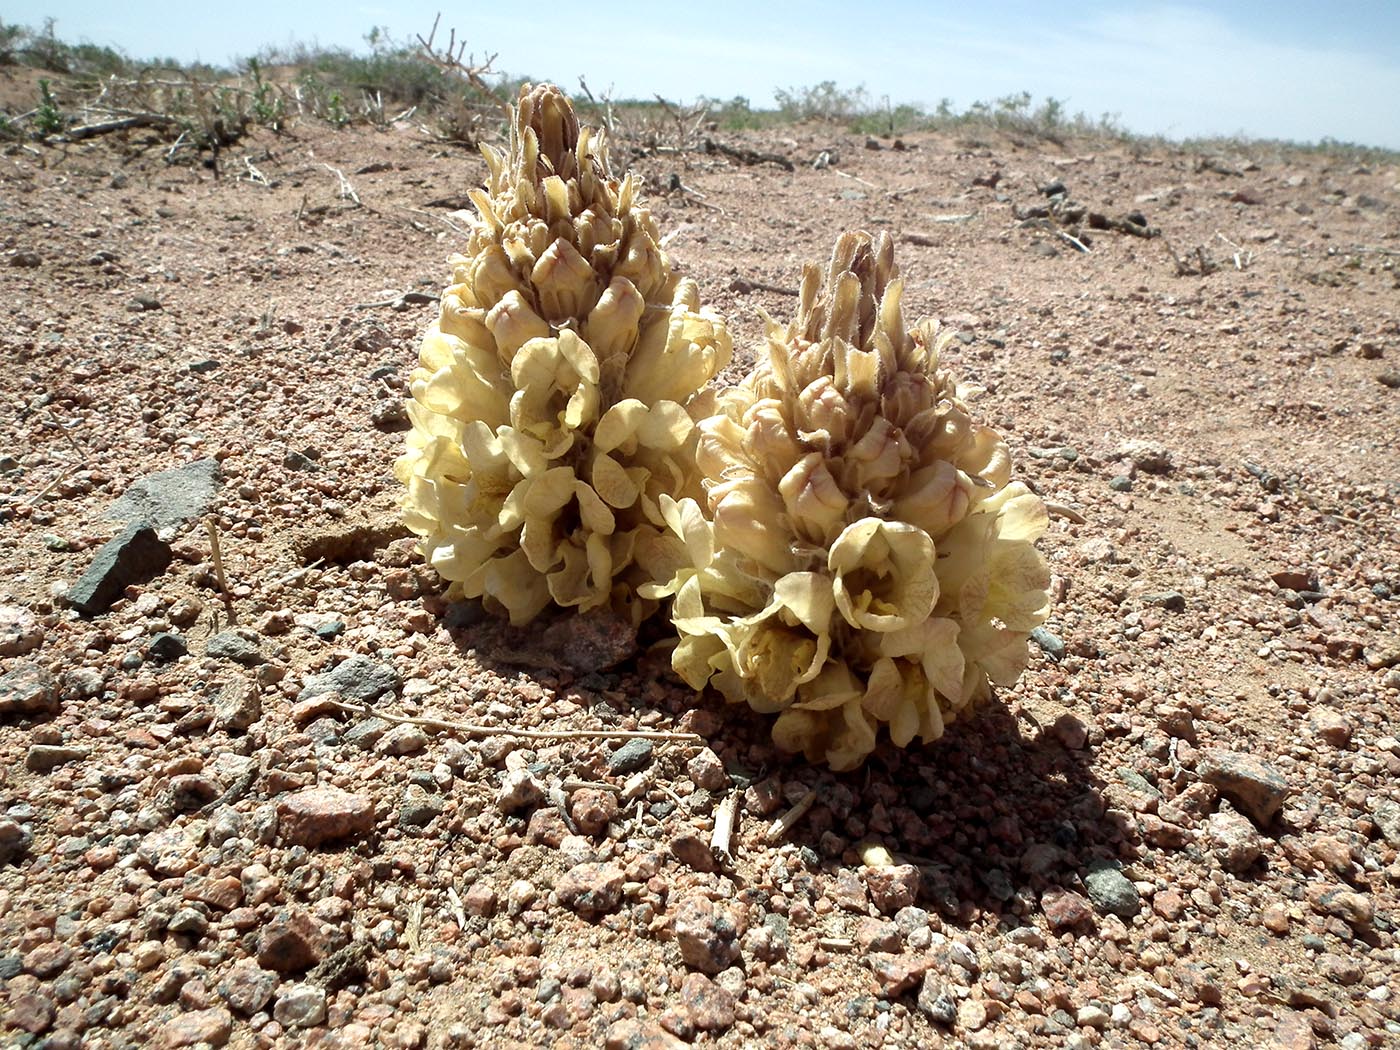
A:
[398,84,731,624]
[648,231,1051,769]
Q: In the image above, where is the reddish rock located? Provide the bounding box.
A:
[669,832,717,873]
[1041,887,1094,930]
[277,787,375,847]
[162,1007,232,1047]
[1306,884,1373,927]
[854,917,901,953]
[256,908,325,972]
[525,807,569,847]
[185,875,244,911]
[1152,889,1186,920]
[6,992,55,1034]
[866,952,934,997]
[604,1019,688,1050]
[865,863,920,914]
[556,862,625,916]
[463,883,496,918]
[686,748,728,791]
[1268,1012,1316,1050]
[217,962,279,1015]
[673,893,742,974]
[679,972,735,1031]
[570,788,619,835]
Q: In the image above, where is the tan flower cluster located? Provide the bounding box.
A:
[645,231,1051,769]
[397,84,732,624]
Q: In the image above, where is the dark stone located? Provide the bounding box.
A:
[146,632,188,663]
[312,620,346,641]
[67,522,172,615]
[105,458,220,533]
[1142,591,1186,611]
[1031,627,1065,661]
[607,739,654,775]
[205,631,264,665]
[298,655,399,704]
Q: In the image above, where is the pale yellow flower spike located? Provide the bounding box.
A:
[656,230,1052,768]
[398,84,732,625]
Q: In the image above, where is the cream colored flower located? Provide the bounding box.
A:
[397,85,731,624]
[655,231,1052,768]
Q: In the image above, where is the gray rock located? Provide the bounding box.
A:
[167,907,210,936]
[1084,861,1141,918]
[1142,590,1186,611]
[343,716,389,750]
[1197,748,1291,826]
[917,975,957,1025]
[213,675,261,731]
[272,982,327,1028]
[205,631,264,665]
[298,655,399,704]
[607,739,654,774]
[1371,798,1400,848]
[105,458,220,533]
[67,521,172,615]
[24,744,89,773]
[399,787,444,829]
[1031,627,1065,661]
[0,663,59,717]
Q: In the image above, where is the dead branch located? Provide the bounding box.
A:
[321,163,360,205]
[703,137,795,171]
[729,276,798,297]
[1057,229,1092,254]
[62,113,180,141]
[354,290,439,310]
[833,169,876,189]
[416,13,509,116]
[325,698,704,745]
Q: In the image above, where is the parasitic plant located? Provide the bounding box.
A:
[397,84,732,625]
[645,231,1051,769]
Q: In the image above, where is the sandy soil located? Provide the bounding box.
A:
[2,92,1399,1050]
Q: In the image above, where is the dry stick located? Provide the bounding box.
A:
[205,516,237,622]
[242,157,270,187]
[832,169,876,189]
[445,885,468,930]
[710,790,741,864]
[729,276,798,297]
[325,698,703,745]
[1057,229,1091,253]
[766,786,819,843]
[1045,501,1087,525]
[322,163,360,205]
[354,290,439,310]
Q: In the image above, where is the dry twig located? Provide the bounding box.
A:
[710,791,741,865]
[766,787,819,842]
[325,698,703,744]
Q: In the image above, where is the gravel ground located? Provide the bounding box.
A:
[1,96,1399,1050]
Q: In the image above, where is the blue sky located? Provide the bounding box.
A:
[18,2,1400,148]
